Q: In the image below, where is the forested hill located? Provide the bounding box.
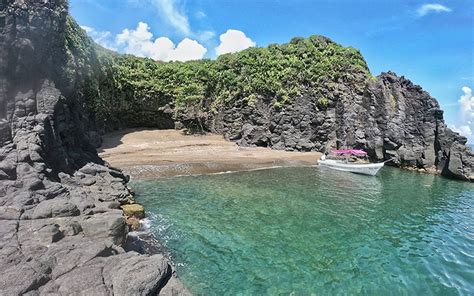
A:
[81,33,371,129]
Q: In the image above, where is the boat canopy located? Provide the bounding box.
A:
[331,149,367,156]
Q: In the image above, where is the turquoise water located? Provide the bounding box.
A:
[133,167,474,295]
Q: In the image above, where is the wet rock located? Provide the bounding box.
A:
[126,216,141,231]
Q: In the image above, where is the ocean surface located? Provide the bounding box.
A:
[133,167,474,295]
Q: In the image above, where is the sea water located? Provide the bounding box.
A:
[133,167,474,295]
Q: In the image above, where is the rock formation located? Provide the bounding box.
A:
[0,1,188,295]
[207,71,473,180]
[81,36,472,181]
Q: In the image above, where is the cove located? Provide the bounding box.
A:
[133,167,474,295]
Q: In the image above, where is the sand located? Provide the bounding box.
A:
[98,129,321,178]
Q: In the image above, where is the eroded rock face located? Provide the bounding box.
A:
[0,1,184,295]
[206,72,473,180]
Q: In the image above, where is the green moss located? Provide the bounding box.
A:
[318,97,329,107]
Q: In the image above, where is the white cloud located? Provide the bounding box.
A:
[81,25,117,51]
[116,22,206,61]
[451,125,472,139]
[215,29,256,56]
[417,3,452,17]
[168,38,208,61]
[195,11,207,19]
[450,86,474,141]
[459,86,474,121]
[197,30,215,42]
[152,0,190,35]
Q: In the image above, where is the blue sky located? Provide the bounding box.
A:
[70,0,474,142]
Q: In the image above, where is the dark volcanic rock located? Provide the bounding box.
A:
[0,1,185,295]
[205,72,473,180]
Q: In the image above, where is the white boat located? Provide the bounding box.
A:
[317,149,385,176]
[317,159,384,176]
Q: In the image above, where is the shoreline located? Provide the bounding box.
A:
[99,128,322,179]
[99,128,322,295]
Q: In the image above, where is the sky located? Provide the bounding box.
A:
[70,0,474,143]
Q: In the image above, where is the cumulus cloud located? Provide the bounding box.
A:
[215,30,256,56]
[152,0,190,35]
[417,3,452,17]
[81,25,117,51]
[450,86,474,141]
[116,22,206,61]
[459,86,474,120]
[451,125,472,139]
[168,38,208,61]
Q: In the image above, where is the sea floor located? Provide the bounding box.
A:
[133,166,474,295]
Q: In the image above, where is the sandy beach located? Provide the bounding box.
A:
[98,129,321,178]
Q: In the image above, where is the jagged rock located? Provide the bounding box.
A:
[1,0,471,294]
[0,1,182,294]
[205,72,473,180]
[160,276,193,296]
[126,216,142,231]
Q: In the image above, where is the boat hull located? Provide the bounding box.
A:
[317,159,384,176]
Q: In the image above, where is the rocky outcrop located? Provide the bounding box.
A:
[204,72,473,181]
[0,1,187,295]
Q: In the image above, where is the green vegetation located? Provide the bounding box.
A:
[67,19,372,128]
[317,97,330,107]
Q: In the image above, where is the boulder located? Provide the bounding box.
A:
[80,211,127,245]
[31,199,80,219]
[122,203,145,219]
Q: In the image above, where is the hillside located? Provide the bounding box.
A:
[77,22,473,181]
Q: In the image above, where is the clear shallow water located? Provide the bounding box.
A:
[133,167,474,295]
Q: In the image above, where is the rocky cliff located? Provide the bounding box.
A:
[90,37,472,181]
[0,1,187,295]
[207,71,473,180]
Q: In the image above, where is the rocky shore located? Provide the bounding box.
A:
[0,1,188,294]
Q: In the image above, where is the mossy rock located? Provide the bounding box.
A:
[121,204,145,219]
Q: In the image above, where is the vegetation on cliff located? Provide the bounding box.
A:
[66,17,371,128]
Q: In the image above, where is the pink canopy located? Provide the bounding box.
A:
[331,149,367,156]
